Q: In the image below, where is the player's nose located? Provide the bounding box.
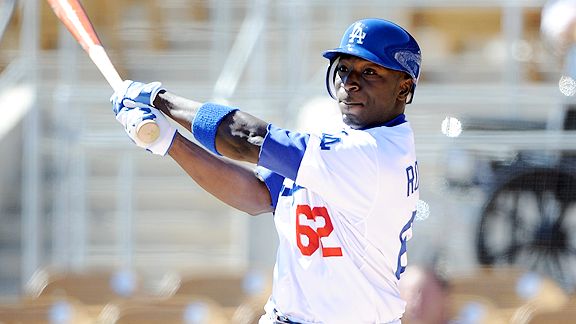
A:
[340,70,360,92]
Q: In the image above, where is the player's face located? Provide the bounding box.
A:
[334,55,412,129]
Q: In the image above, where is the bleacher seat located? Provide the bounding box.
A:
[448,266,568,322]
[24,267,143,307]
[0,296,93,324]
[163,270,270,309]
[446,293,507,324]
[97,295,229,324]
[527,302,576,324]
[229,288,271,324]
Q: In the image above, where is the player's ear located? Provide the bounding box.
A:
[397,77,413,103]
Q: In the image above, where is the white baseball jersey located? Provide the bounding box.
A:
[256,114,419,323]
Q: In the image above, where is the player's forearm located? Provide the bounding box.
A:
[168,132,273,216]
[154,91,268,164]
[154,91,200,130]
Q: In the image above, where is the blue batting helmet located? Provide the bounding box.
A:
[323,18,422,104]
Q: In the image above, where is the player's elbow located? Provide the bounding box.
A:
[240,191,274,216]
[246,209,271,217]
[242,199,274,216]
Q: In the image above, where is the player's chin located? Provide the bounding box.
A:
[342,114,365,129]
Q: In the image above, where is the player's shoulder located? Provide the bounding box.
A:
[354,121,414,142]
[365,121,415,144]
[366,120,413,135]
[310,122,414,152]
[314,127,376,151]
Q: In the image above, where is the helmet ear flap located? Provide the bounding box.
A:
[405,82,416,104]
[325,57,340,99]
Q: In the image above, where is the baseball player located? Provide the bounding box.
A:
[111,18,421,324]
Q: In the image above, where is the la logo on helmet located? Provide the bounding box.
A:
[348,22,366,45]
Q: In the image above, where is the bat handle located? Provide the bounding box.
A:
[136,120,161,144]
[135,117,160,144]
[89,45,160,144]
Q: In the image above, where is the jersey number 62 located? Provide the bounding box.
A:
[295,205,343,257]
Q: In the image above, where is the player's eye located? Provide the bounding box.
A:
[363,68,377,76]
[336,65,349,73]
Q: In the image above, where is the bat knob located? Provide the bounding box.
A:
[136,120,160,144]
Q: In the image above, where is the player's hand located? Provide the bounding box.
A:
[112,98,176,156]
[111,80,165,112]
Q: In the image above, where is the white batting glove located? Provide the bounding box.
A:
[111,80,165,113]
[115,100,177,156]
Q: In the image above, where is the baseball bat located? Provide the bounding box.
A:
[45,0,160,144]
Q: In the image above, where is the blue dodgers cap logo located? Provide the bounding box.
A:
[348,22,366,45]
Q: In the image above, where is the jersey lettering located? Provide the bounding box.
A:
[320,133,342,150]
[348,22,366,45]
[395,210,416,279]
[296,205,343,257]
[406,161,419,197]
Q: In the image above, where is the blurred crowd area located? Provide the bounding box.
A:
[1,0,576,323]
[0,265,576,323]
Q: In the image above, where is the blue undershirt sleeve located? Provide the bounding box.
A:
[254,166,285,210]
[258,124,310,181]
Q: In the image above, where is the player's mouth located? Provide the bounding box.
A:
[339,101,364,108]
